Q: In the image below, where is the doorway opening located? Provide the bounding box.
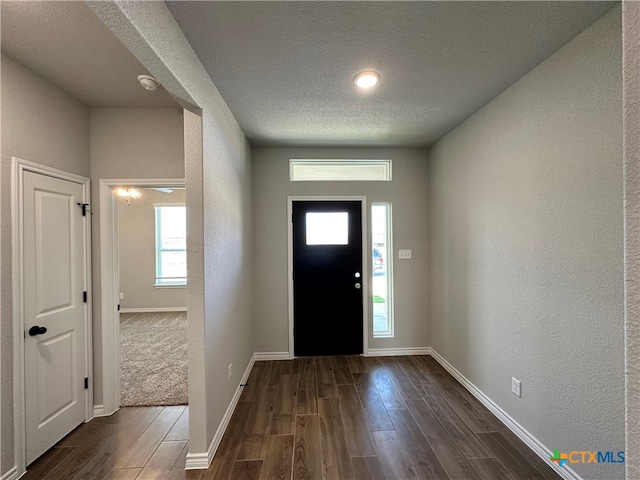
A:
[116,186,188,407]
[98,178,186,415]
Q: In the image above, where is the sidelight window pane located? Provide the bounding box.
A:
[306,212,349,245]
[372,203,393,337]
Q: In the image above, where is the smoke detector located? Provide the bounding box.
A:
[137,74,160,91]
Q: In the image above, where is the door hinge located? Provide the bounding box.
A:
[77,202,90,216]
[83,291,87,303]
[117,304,120,311]
[84,377,89,389]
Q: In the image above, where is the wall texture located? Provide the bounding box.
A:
[1,53,90,477]
[252,147,429,354]
[118,188,187,310]
[428,8,623,480]
[89,108,184,180]
[89,107,184,405]
[623,3,640,478]
[87,2,254,460]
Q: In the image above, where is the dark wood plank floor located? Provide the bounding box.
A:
[24,405,193,480]
[26,356,560,480]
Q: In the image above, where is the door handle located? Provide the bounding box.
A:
[355,283,361,289]
[28,326,47,336]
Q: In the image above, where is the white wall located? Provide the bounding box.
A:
[428,8,623,480]
[87,2,254,461]
[118,188,187,310]
[252,147,429,354]
[0,53,90,477]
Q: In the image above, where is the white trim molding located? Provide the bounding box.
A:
[92,405,107,418]
[254,352,291,361]
[367,347,432,357]
[119,307,187,313]
[0,467,19,480]
[430,349,582,480]
[185,354,256,470]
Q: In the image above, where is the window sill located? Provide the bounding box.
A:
[153,284,187,289]
[373,333,394,339]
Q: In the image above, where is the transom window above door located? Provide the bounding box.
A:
[290,159,392,181]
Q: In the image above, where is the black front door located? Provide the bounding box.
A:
[293,200,363,356]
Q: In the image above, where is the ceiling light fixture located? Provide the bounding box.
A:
[137,74,160,91]
[117,187,142,206]
[354,71,380,89]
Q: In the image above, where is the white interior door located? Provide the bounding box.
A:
[23,171,88,465]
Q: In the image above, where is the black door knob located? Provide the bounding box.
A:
[28,326,47,336]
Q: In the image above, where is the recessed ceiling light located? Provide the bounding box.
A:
[137,74,160,91]
[354,71,380,89]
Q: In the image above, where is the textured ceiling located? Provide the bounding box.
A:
[167,1,616,148]
[1,1,178,108]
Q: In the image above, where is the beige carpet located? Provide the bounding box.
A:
[120,311,188,406]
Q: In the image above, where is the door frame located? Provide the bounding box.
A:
[98,178,185,417]
[287,196,369,358]
[11,157,92,475]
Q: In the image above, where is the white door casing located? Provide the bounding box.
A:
[12,158,92,473]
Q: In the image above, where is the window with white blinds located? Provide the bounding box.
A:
[154,204,187,286]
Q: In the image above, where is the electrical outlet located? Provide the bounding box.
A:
[120,293,124,299]
[512,377,521,397]
[228,363,233,381]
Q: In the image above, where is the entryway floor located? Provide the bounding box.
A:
[24,355,560,479]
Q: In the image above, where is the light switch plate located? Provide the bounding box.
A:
[512,377,521,397]
[399,249,412,259]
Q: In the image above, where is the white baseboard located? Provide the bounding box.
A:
[93,404,118,419]
[184,450,210,470]
[366,347,432,357]
[119,307,187,313]
[0,466,19,480]
[254,351,291,361]
[429,349,582,480]
[253,348,433,360]
[185,354,255,470]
